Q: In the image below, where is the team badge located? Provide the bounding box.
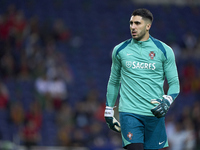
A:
[126,61,132,68]
[149,51,155,59]
[127,132,133,140]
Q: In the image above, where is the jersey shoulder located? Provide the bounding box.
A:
[150,36,174,59]
[113,38,132,56]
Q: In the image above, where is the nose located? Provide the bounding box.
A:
[130,24,135,30]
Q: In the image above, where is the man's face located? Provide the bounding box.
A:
[129,15,151,41]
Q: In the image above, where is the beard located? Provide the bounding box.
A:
[132,30,147,41]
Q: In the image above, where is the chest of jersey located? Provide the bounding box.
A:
[119,44,164,75]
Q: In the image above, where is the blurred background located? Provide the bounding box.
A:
[0,0,200,150]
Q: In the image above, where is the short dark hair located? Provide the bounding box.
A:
[132,8,153,23]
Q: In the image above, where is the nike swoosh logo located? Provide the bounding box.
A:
[159,141,165,145]
[127,53,133,56]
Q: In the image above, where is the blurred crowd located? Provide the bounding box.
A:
[0,3,113,150]
[0,2,200,150]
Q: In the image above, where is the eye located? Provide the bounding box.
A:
[135,21,141,25]
[130,21,133,25]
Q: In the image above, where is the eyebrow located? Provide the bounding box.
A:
[130,20,141,24]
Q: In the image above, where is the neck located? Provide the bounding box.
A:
[140,32,150,41]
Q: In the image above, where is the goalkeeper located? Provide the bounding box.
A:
[104,8,180,150]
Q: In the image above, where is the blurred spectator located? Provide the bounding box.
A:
[70,35,83,49]
[170,42,181,60]
[181,61,197,94]
[71,128,88,147]
[191,101,200,148]
[88,121,108,148]
[194,38,200,58]
[57,125,72,147]
[6,4,17,25]
[183,118,196,150]
[52,19,71,42]
[9,101,25,126]
[0,14,12,41]
[0,80,9,109]
[25,100,42,130]
[85,89,101,115]
[53,52,74,84]
[48,76,68,105]
[19,100,42,149]
[167,121,187,150]
[56,102,74,128]
[35,73,50,95]
[0,52,16,78]
[24,16,41,58]
[74,89,103,129]
[166,104,199,150]
[35,72,68,110]
[11,10,27,48]
[18,52,32,80]
[182,32,197,50]
[56,103,74,146]
[35,75,68,110]
[74,101,90,129]
[0,3,17,41]
[44,39,61,79]
[20,119,41,149]
[94,102,106,122]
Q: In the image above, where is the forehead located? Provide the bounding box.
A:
[130,15,143,22]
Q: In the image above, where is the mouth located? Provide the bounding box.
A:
[131,31,137,36]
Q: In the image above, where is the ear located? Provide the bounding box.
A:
[146,23,151,31]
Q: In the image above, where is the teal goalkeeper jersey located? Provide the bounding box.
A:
[106,35,180,116]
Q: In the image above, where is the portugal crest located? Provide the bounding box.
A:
[127,132,133,140]
[149,51,155,59]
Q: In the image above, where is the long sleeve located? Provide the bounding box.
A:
[163,45,180,100]
[106,47,122,107]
